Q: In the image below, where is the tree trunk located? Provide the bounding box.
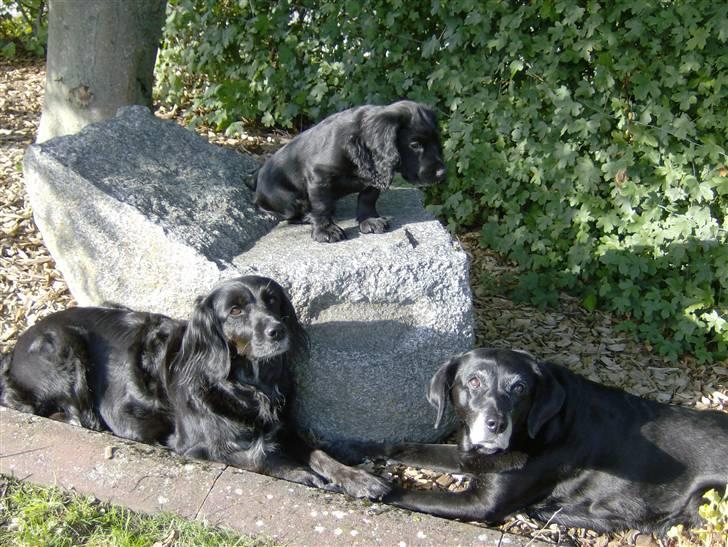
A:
[36,0,167,143]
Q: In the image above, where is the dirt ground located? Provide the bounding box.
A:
[1,56,726,546]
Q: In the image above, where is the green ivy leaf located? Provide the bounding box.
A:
[422,35,440,58]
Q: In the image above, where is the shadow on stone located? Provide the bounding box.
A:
[292,319,459,452]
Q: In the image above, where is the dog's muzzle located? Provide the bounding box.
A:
[467,412,513,453]
[417,165,447,186]
[251,319,289,359]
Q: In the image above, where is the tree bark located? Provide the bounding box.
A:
[37,0,167,143]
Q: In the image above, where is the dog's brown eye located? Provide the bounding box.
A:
[410,140,423,151]
[512,382,526,395]
[468,377,481,389]
[229,306,243,316]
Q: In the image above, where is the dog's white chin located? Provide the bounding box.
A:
[473,444,506,455]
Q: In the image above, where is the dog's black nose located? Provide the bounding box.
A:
[435,166,447,181]
[265,324,285,341]
[486,417,506,434]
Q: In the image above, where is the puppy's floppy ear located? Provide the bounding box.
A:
[348,102,412,190]
[420,104,439,131]
[174,291,230,385]
[527,360,566,439]
[427,356,460,429]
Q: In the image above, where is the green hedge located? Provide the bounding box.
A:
[0,0,48,57]
[156,0,727,362]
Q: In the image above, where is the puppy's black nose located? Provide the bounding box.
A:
[265,324,285,341]
[486,417,506,434]
[435,166,447,181]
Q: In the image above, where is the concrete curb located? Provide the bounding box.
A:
[0,407,548,546]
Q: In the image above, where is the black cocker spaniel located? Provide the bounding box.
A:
[253,100,446,243]
[0,276,389,499]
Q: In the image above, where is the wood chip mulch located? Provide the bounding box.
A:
[1,57,725,546]
[1,57,75,352]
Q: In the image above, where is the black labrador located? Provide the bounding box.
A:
[0,276,389,499]
[252,100,446,243]
[356,348,728,534]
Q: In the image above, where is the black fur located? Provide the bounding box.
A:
[0,276,389,499]
[253,100,446,243]
[354,348,728,534]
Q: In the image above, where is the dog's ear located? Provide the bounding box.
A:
[174,292,230,385]
[427,356,460,429]
[420,105,438,131]
[348,103,412,190]
[527,360,566,439]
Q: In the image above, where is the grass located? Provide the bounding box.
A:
[0,475,274,546]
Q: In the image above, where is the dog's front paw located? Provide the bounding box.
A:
[312,223,346,243]
[359,216,390,234]
[288,469,329,489]
[253,390,280,424]
[338,468,392,500]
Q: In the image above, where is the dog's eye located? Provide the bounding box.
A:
[229,306,243,316]
[511,382,526,395]
[409,140,423,152]
[468,377,481,389]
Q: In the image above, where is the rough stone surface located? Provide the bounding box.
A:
[23,107,474,446]
[234,188,474,445]
[1,408,547,547]
[25,105,276,313]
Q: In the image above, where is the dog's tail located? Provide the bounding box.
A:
[244,165,261,191]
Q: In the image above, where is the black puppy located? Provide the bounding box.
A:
[361,348,728,534]
[253,100,446,243]
[0,276,389,499]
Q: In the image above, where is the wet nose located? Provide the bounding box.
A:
[486,416,506,434]
[265,323,285,341]
[435,166,447,181]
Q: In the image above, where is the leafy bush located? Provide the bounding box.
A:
[157,0,727,362]
[0,0,47,57]
[668,486,728,546]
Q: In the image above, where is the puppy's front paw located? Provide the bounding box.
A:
[312,223,346,243]
[359,216,390,234]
